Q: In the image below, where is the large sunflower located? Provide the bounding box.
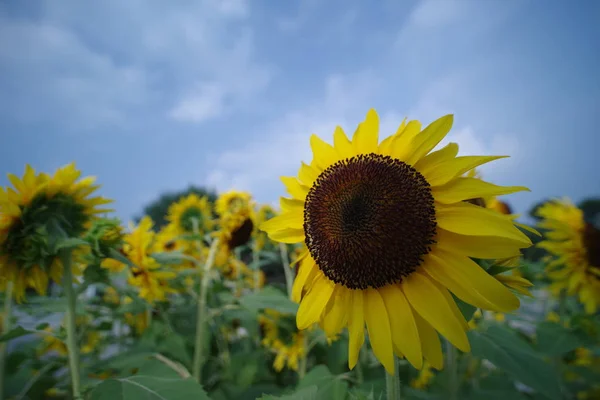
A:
[260,109,533,374]
[536,198,600,314]
[0,163,111,302]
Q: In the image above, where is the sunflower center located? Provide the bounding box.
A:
[1,192,88,270]
[179,207,204,233]
[582,223,600,267]
[303,153,437,289]
[228,217,254,249]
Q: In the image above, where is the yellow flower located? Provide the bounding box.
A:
[536,199,600,314]
[215,191,256,260]
[101,217,177,304]
[103,286,120,305]
[38,316,101,356]
[411,362,435,389]
[260,109,533,374]
[166,194,214,236]
[0,163,111,302]
[259,309,306,372]
[123,296,150,335]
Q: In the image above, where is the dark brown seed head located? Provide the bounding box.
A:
[303,153,437,289]
[582,223,600,268]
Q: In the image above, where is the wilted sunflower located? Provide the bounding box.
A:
[261,109,533,374]
[101,217,177,304]
[166,194,214,237]
[215,191,256,263]
[536,198,600,314]
[0,163,111,302]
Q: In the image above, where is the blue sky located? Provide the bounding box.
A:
[1,0,599,224]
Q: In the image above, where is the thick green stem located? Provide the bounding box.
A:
[0,282,14,398]
[61,250,82,400]
[279,243,293,299]
[445,339,459,400]
[192,237,220,383]
[385,357,401,400]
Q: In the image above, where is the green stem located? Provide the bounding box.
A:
[0,281,14,399]
[279,243,293,299]
[192,237,220,383]
[445,339,458,400]
[61,250,82,400]
[252,243,260,293]
[297,334,308,380]
[15,361,58,400]
[385,356,401,400]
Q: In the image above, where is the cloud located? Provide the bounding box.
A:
[0,0,270,131]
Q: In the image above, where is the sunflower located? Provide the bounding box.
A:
[259,309,307,372]
[101,217,177,304]
[215,191,255,259]
[38,315,101,356]
[536,198,600,314]
[260,109,533,374]
[0,163,111,302]
[166,194,214,237]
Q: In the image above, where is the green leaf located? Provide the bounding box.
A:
[55,237,89,251]
[468,326,562,400]
[89,375,210,400]
[258,385,319,400]
[35,322,50,331]
[486,265,516,276]
[535,322,586,356]
[151,251,198,266]
[0,326,34,342]
[297,365,348,400]
[108,248,136,267]
[239,286,299,315]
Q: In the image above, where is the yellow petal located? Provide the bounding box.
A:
[414,142,459,176]
[292,257,318,303]
[435,227,525,259]
[321,286,350,337]
[429,278,469,330]
[380,285,423,369]
[280,197,304,213]
[436,202,532,244]
[310,134,338,169]
[280,176,309,200]
[389,121,422,161]
[402,272,470,352]
[432,178,529,204]
[364,288,395,375]
[268,228,305,243]
[378,118,407,155]
[404,115,454,166]
[413,312,443,370]
[353,109,379,154]
[424,155,508,187]
[427,249,520,312]
[296,274,335,329]
[298,162,320,187]
[260,210,304,232]
[333,126,355,159]
[348,290,365,370]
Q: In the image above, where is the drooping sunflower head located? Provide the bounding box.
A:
[166,194,214,236]
[536,198,600,314]
[215,190,256,250]
[261,109,533,374]
[0,163,112,301]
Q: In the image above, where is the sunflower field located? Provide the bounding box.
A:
[0,112,599,400]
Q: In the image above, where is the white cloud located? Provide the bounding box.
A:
[169,82,227,123]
